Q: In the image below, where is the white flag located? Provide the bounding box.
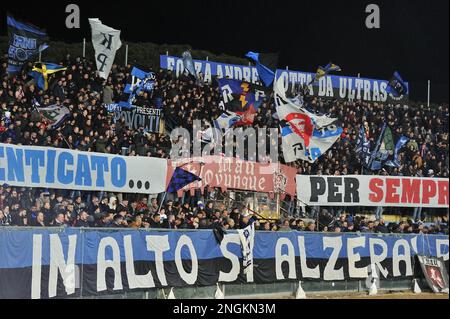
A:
[237,222,255,274]
[89,18,122,79]
[274,77,342,163]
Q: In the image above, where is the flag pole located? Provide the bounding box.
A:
[157,191,168,213]
[125,44,129,66]
[82,38,86,58]
[275,193,281,220]
[427,80,430,107]
[221,192,275,221]
[59,131,73,150]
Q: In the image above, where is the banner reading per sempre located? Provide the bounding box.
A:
[0,143,167,194]
[296,175,449,208]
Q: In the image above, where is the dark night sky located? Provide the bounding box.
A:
[1,0,449,102]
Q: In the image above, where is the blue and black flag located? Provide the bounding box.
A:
[217,78,269,126]
[386,71,408,98]
[167,167,202,193]
[7,14,48,75]
[120,67,156,108]
[355,126,371,168]
[245,51,278,87]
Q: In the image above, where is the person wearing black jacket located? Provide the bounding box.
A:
[96,212,112,227]
[50,212,68,227]
[73,211,90,227]
[110,214,128,228]
[116,198,130,216]
[11,208,27,226]
[375,219,389,233]
[150,213,163,228]
[33,212,46,227]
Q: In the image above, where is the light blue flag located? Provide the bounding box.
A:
[182,51,197,79]
[385,136,409,167]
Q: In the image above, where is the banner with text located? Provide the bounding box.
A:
[160,55,409,102]
[0,228,447,298]
[418,255,449,293]
[160,55,260,84]
[276,69,409,102]
[0,143,167,194]
[112,104,165,134]
[169,156,297,199]
[296,175,449,208]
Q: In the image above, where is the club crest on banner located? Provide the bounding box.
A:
[285,113,314,146]
[273,168,288,194]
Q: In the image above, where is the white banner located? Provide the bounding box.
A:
[296,175,449,208]
[0,143,167,194]
[89,18,122,79]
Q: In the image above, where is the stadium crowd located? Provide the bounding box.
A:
[0,53,448,232]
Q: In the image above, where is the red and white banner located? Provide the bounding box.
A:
[296,175,449,208]
[169,156,297,199]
